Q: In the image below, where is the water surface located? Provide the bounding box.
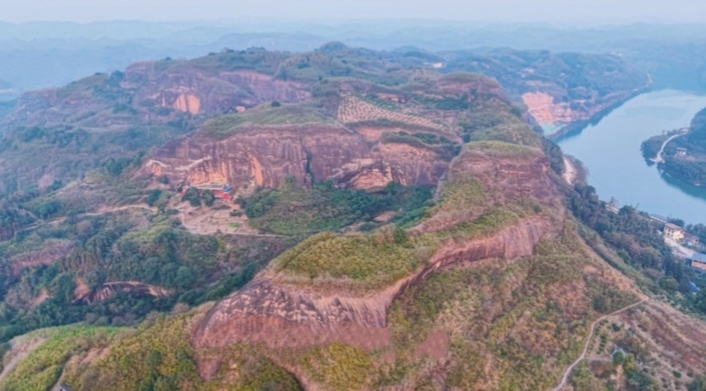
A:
[557,90,706,224]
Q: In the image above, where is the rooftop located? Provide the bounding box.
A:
[691,253,706,263]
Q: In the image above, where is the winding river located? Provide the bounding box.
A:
[556,90,706,225]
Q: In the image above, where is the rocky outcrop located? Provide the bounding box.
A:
[1,64,311,130]
[128,65,311,115]
[523,87,649,137]
[74,281,170,305]
[145,124,449,191]
[192,215,556,353]
[191,145,564,354]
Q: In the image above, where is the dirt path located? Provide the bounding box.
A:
[653,129,688,163]
[0,338,46,384]
[665,236,697,258]
[563,156,577,185]
[548,298,648,391]
[89,204,156,216]
[18,204,156,234]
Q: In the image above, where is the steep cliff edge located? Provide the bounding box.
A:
[145,122,450,191]
[193,216,554,351]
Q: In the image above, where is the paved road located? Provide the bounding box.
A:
[652,129,688,163]
[548,299,648,391]
[665,236,696,258]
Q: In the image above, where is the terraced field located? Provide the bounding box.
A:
[337,94,443,130]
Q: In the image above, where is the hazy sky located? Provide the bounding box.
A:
[2,0,706,23]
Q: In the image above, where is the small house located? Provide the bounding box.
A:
[664,223,686,241]
[685,233,701,247]
[691,253,706,272]
[676,147,688,157]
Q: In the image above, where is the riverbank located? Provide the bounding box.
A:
[641,128,689,164]
[549,86,652,142]
[643,107,706,187]
[557,90,706,224]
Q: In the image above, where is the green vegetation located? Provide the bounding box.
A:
[270,182,530,290]
[656,108,706,186]
[0,325,120,391]
[569,185,684,284]
[568,183,691,294]
[200,103,331,139]
[690,374,706,391]
[663,158,706,186]
[433,179,486,214]
[0,196,293,342]
[36,310,303,391]
[239,180,433,235]
[300,343,372,391]
[383,223,625,390]
[641,134,668,162]
[76,314,200,391]
[445,48,648,100]
[273,229,442,288]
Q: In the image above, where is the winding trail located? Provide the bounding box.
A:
[548,298,648,391]
[652,129,688,163]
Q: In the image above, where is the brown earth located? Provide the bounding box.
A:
[523,92,575,127]
[145,123,449,192]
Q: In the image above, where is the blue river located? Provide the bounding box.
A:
[557,90,706,225]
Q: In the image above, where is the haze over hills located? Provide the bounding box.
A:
[2,21,706,95]
[3,18,706,391]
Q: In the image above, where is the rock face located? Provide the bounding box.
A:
[74,281,170,305]
[2,65,310,130]
[192,216,555,352]
[522,88,648,137]
[191,145,564,356]
[145,124,450,190]
[129,66,312,116]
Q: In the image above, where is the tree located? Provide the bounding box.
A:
[570,362,602,391]
[202,190,215,207]
[690,374,706,391]
[145,190,162,207]
[393,227,408,244]
[694,288,706,314]
[660,277,678,293]
[175,266,196,289]
[181,187,201,207]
